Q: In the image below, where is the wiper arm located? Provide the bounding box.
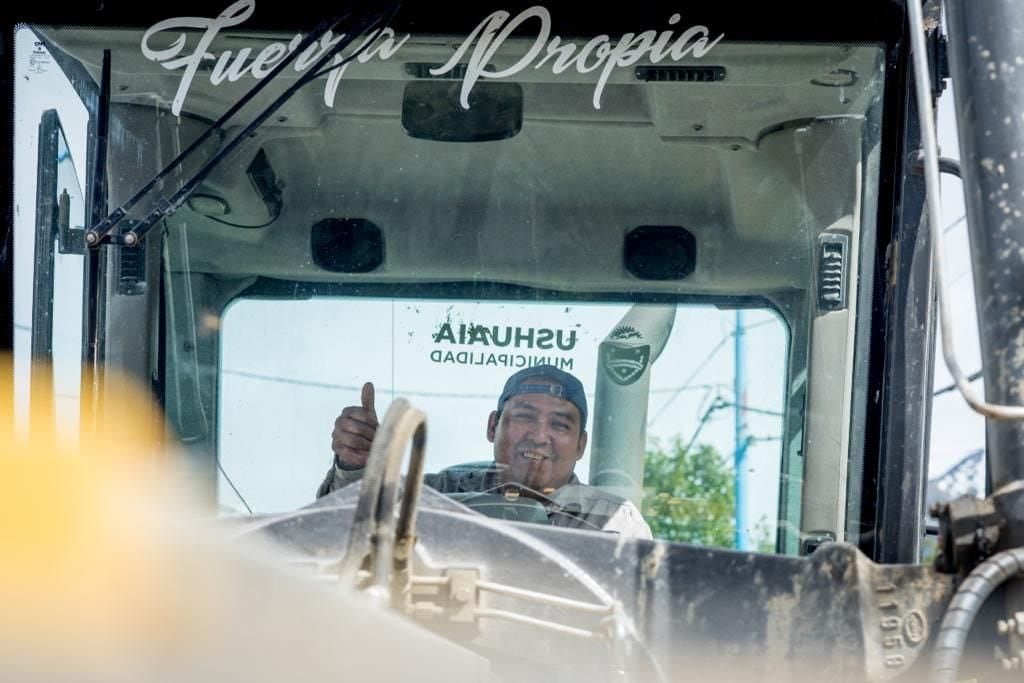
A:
[86,0,402,247]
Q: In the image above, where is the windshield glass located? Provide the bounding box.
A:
[219,297,787,546]
[19,4,887,553]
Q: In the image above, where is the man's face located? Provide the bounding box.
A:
[487,378,587,492]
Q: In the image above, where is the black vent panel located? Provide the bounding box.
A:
[634,65,726,82]
[818,233,850,311]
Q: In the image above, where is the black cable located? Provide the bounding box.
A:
[205,201,283,229]
[932,548,1024,683]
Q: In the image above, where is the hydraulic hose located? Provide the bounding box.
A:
[932,548,1024,683]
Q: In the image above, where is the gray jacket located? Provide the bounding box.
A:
[317,461,652,539]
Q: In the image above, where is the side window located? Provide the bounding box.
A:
[13,29,89,438]
[924,84,986,558]
[216,297,790,552]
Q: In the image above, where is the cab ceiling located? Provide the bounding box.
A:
[39,27,883,295]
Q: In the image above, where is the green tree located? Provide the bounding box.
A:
[642,437,774,551]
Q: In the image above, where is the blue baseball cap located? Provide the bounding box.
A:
[497,365,588,427]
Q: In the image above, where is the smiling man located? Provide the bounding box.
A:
[317,365,652,539]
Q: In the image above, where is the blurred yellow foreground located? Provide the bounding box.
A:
[0,362,490,682]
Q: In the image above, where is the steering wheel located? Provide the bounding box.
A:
[450,484,606,533]
[446,491,550,524]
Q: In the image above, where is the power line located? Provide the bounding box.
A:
[650,383,719,395]
[943,212,972,284]
[747,434,782,443]
[738,318,778,333]
[223,369,497,400]
[943,213,966,234]
[226,368,726,401]
[672,398,783,459]
[728,402,784,418]
[933,369,983,396]
[678,396,728,456]
[647,332,733,427]
[949,268,974,285]
[216,459,253,514]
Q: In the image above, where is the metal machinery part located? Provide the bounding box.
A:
[230,401,956,682]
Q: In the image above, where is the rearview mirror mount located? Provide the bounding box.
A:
[401,80,523,143]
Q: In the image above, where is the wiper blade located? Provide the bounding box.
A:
[86,0,402,247]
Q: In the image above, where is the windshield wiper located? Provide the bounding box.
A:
[85,0,402,248]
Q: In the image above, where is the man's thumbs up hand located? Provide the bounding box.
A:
[331,381,380,469]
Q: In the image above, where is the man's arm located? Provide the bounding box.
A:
[316,459,367,498]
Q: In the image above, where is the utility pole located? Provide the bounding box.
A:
[734,310,748,550]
